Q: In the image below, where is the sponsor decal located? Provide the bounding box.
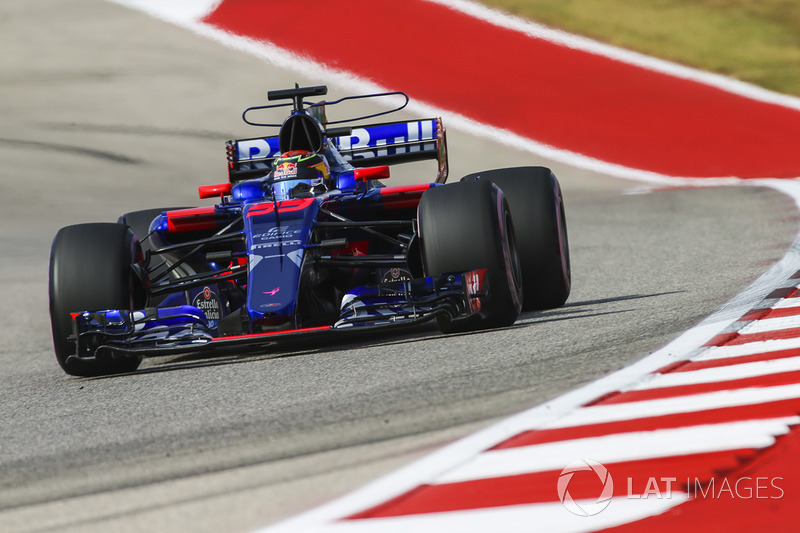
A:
[245,198,315,218]
[251,240,302,250]
[465,269,486,313]
[235,121,441,166]
[336,120,437,160]
[237,138,280,161]
[382,268,413,283]
[274,161,297,178]
[253,226,302,241]
[192,286,222,325]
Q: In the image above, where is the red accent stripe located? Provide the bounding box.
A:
[204,1,800,178]
[245,198,315,218]
[654,360,692,374]
[741,308,775,322]
[246,204,274,218]
[354,166,390,182]
[704,331,740,347]
[378,184,433,210]
[490,398,800,448]
[378,184,433,195]
[722,326,800,346]
[747,306,800,321]
[346,450,755,519]
[212,325,330,341]
[377,184,432,210]
[198,182,232,199]
[166,206,217,232]
[276,197,315,213]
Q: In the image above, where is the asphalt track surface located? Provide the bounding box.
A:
[1,2,798,532]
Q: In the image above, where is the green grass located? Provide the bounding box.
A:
[480,0,800,96]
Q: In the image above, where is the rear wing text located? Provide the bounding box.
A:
[227,118,448,184]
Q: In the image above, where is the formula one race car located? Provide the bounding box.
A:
[49,85,570,376]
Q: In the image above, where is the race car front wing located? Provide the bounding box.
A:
[65,269,488,366]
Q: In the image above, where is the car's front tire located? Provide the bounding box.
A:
[418,179,523,332]
[49,223,144,376]
[463,166,570,310]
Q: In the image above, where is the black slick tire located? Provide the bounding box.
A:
[462,167,570,310]
[49,223,144,376]
[418,179,523,332]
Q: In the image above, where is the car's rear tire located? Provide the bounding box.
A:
[418,179,523,332]
[49,223,144,376]
[462,167,570,310]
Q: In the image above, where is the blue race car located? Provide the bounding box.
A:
[49,85,570,376]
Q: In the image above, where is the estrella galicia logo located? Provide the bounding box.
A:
[193,286,222,325]
[557,459,614,516]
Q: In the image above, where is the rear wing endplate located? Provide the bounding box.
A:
[226,118,449,184]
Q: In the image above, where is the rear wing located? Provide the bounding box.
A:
[226,118,448,184]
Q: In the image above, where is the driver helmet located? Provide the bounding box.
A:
[269,150,331,200]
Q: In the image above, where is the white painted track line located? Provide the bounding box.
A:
[434,418,798,484]
[699,337,800,360]
[740,315,800,334]
[636,356,800,389]
[547,384,800,428]
[773,296,800,310]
